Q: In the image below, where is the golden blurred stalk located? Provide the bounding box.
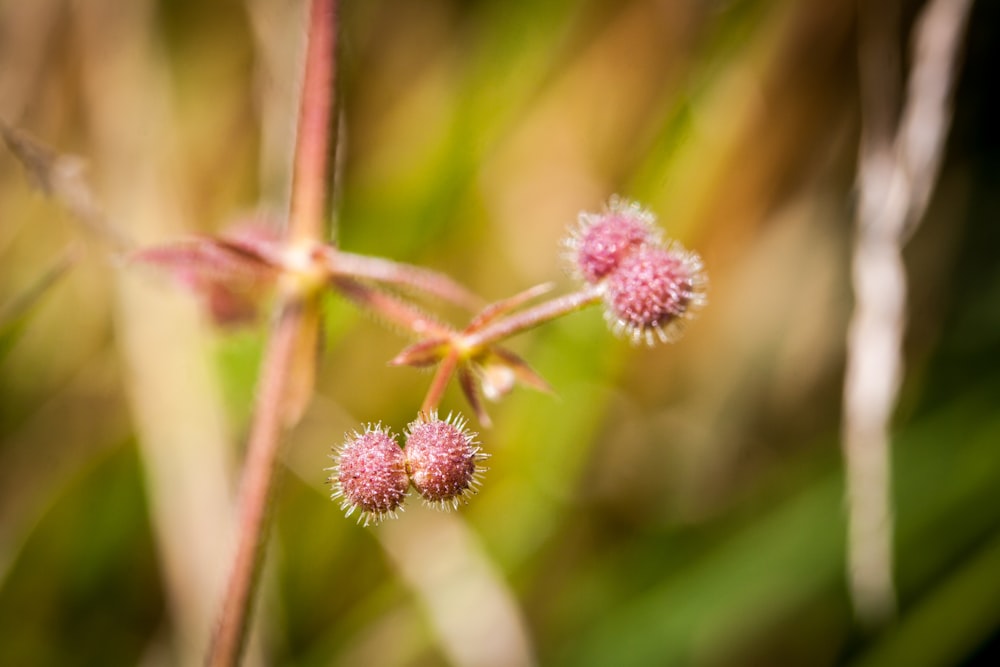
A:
[73,0,242,663]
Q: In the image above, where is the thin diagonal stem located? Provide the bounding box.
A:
[466,283,554,331]
[0,244,78,326]
[1,124,133,253]
[461,284,603,350]
[332,276,456,340]
[422,348,461,414]
[323,247,483,310]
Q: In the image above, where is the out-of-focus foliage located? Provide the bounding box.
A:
[1,0,999,665]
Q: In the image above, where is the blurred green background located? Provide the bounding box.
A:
[2,0,999,665]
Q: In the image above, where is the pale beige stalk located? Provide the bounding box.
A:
[74,0,241,663]
[846,0,973,625]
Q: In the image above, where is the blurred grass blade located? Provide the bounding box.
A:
[852,531,1000,667]
[0,245,77,363]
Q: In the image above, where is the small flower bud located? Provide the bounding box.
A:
[565,196,660,283]
[328,423,409,526]
[603,243,707,345]
[404,412,487,509]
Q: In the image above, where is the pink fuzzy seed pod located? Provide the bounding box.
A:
[603,243,707,346]
[404,412,487,510]
[565,196,660,283]
[328,424,410,526]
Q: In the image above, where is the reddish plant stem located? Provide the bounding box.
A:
[332,276,456,340]
[465,282,554,331]
[321,247,483,310]
[290,0,338,245]
[461,284,603,349]
[208,1,338,664]
[421,348,460,414]
[207,297,307,667]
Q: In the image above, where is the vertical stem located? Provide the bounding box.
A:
[845,0,904,626]
[207,298,306,666]
[208,1,339,664]
[845,0,973,627]
[289,0,338,245]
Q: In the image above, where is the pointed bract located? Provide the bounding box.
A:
[487,347,553,395]
[132,236,279,326]
[458,366,493,428]
[390,338,450,367]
